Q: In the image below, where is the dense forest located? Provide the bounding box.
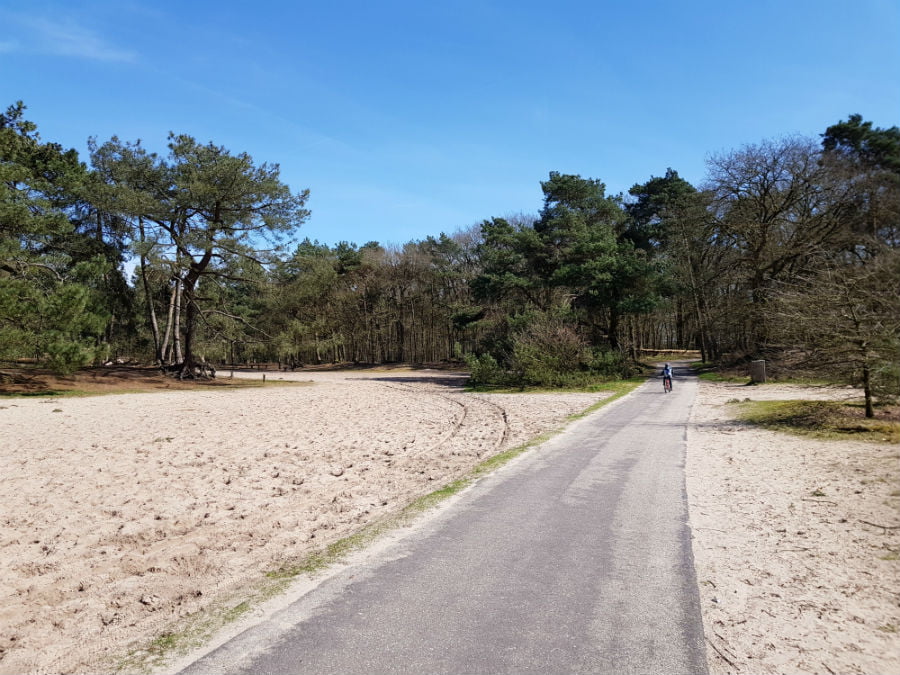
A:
[2,102,898,413]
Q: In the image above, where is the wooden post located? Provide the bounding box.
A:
[750,360,766,383]
[263,373,266,384]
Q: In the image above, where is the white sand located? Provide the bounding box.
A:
[0,369,610,674]
[687,381,899,675]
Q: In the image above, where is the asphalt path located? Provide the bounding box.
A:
[179,364,707,674]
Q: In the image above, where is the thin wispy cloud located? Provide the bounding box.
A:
[163,70,351,155]
[1,12,136,62]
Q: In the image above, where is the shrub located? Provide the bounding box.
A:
[587,348,632,378]
[43,339,95,376]
[465,353,507,387]
[509,320,591,386]
[466,310,637,388]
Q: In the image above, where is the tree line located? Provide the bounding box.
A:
[2,102,898,412]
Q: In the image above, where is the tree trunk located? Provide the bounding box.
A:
[863,363,874,418]
[608,309,620,351]
[173,278,184,364]
[181,278,198,376]
[160,279,178,364]
[396,319,405,362]
[686,256,709,361]
[174,248,213,378]
[138,218,163,362]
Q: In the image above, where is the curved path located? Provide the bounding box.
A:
[179,365,707,674]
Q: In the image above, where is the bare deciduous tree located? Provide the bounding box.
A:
[772,250,900,417]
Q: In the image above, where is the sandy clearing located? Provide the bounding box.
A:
[3,370,898,674]
[687,381,900,675]
[0,369,610,674]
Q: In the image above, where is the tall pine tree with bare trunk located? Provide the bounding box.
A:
[91,134,309,377]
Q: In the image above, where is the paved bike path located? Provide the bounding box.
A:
[179,366,707,674]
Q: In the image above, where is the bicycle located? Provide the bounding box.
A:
[663,375,672,393]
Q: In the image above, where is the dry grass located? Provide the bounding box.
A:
[0,366,306,397]
[734,398,900,444]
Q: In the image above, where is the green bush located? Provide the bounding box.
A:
[587,348,631,378]
[466,311,635,388]
[509,320,590,386]
[43,339,95,375]
[465,353,508,387]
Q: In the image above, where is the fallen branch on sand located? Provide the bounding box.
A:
[858,519,900,531]
[707,637,738,669]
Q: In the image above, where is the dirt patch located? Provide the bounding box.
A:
[687,381,900,675]
[843,402,900,423]
[0,368,611,674]
[0,365,283,397]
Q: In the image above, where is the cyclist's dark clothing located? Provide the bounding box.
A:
[662,366,673,391]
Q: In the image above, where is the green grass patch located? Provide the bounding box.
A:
[221,601,251,622]
[0,388,90,398]
[116,600,253,673]
[698,371,749,383]
[689,360,832,386]
[148,632,179,653]
[734,399,900,444]
[767,376,833,386]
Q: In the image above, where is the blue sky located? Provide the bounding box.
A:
[2,0,898,247]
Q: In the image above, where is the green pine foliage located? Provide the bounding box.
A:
[0,102,115,373]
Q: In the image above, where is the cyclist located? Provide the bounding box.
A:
[662,363,673,392]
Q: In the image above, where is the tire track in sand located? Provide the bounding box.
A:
[374,381,511,460]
